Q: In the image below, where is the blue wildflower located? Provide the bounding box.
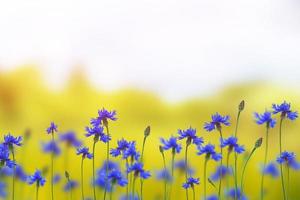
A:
[108,169,128,186]
[100,161,120,172]
[0,144,15,168]
[156,169,172,182]
[206,195,218,200]
[160,136,182,153]
[42,140,61,155]
[28,170,46,187]
[204,113,230,132]
[254,111,276,128]
[64,180,78,191]
[59,131,82,147]
[197,144,222,161]
[47,122,58,134]
[263,162,279,178]
[226,188,247,200]
[174,160,195,175]
[123,142,140,161]
[0,166,13,176]
[221,136,245,154]
[276,151,300,170]
[85,125,110,143]
[119,194,139,200]
[95,170,111,191]
[53,174,61,184]
[182,177,199,189]
[3,134,22,147]
[91,108,117,126]
[0,182,6,198]
[15,165,27,182]
[210,165,232,181]
[272,101,298,120]
[127,162,151,179]
[178,127,203,146]
[110,138,130,157]
[77,147,93,159]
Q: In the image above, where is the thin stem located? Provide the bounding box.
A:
[140,135,147,200]
[260,126,269,200]
[103,125,110,200]
[169,151,175,200]
[286,164,290,200]
[36,185,39,200]
[126,158,129,200]
[81,157,84,200]
[132,176,136,198]
[92,140,97,200]
[279,118,287,200]
[192,186,195,200]
[11,147,15,200]
[109,184,114,200]
[226,150,231,200]
[51,133,54,200]
[204,158,208,200]
[240,148,256,194]
[234,111,241,200]
[185,144,189,200]
[161,152,167,200]
[218,129,223,200]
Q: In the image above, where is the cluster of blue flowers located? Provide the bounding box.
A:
[0,101,299,200]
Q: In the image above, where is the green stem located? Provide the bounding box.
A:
[132,176,136,198]
[260,126,269,200]
[36,185,39,200]
[11,148,15,200]
[185,144,189,200]
[286,164,290,200]
[162,152,167,200]
[241,148,256,194]
[92,140,97,200]
[279,117,287,200]
[109,184,114,200]
[140,135,147,200]
[226,150,231,200]
[81,157,84,200]
[126,159,129,200]
[51,133,54,200]
[234,111,241,200]
[204,158,208,200]
[103,125,110,200]
[192,186,195,200]
[218,129,223,200]
[169,151,175,200]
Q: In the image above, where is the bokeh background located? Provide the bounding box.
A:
[1,0,300,199]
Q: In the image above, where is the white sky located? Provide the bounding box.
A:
[0,0,300,101]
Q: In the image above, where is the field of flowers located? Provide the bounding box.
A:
[0,68,300,200]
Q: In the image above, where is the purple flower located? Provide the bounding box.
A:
[127,162,151,179]
[46,122,58,134]
[0,182,6,198]
[197,144,222,161]
[206,195,218,200]
[221,136,245,154]
[28,170,46,187]
[85,125,110,143]
[0,144,15,168]
[77,147,93,159]
[160,136,182,154]
[262,162,279,178]
[91,108,117,126]
[42,141,61,155]
[182,177,199,189]
[15,165,27,182]
[174,160,195,175]
[272,101,298,120]
[59,131,82,147]
[156,169,172,182]
[108,169,128,186]
[254,111,276,128]
[64,180,78,191]
[226,188,247,200]
[210,165,232,181]
[53,174,61,184]
[276,151,300,170]
[178,127,203,146]
[3,134,22,147]
[123,142,140,161]
[110,139,130,157]
[204,113,230,132]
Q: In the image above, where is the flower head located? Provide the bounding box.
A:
[15,165,27,182]
[160,136,182,153]
[123,142,140,161]
[3,134,22,147]
[85,125,110,143]
[221,136,245,154]
[204,113,230,132]
[91,108,117,126]
[110,138,130,157]
[28,170,46,187]
[156,169,172,182]
[178,127,203,146]
[254,111,276,128]
[0,144,15,168]
[46,122,58,134]
[42,140,61,155]
[59,131,82,147]
[0,182,6,198]
[108,169,128,186]
[210,165,232,181]
[272,101,298,120]
[53,174,61,184]
[206,195,218,200]
[182,177,199,189]
[174,160,195,175]
[95,161,120,190]
[226,188,247,200]
[127,162,151,179]
[64,180,78,191]
[77,147,93,159]
[276,151,300,170]
[262,162,279,178]
[197,144,222,161]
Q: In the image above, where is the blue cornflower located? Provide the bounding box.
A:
[91,108,117,126]
[123,142,140,161]
[160,136,182,153]
[178,127,203,146]
[182,177,199,189]
[64,180,78,191]
[263,162,279,178]
[42,140,61,155]
[0,144,14,168]
[272,101,298,120]
[156,169,172,182]
[59,131,82,147]
[119,194,139,200]
[204,113,230,132]
[28,170,46,187]
[100,161,120,172]
[53,174,61,184]
[276,151,300,170]
[206,195,218,200]
[174,160,195,175]
[85,125,110,143]
[197,144,222,161]
[95,170,111,191]
[0,166,13,176]
[77,147,93,159]
[15,165,27,182]
[226,188,247,200]
[221,136,245,154]
[254,111,276,128]
[108,169,128,186]
[110,138,130,157]
[3,134,22,147]
[0,182,6,198]
[210,165,232,181]
[47,122,58,134]
[127,162,151,179]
